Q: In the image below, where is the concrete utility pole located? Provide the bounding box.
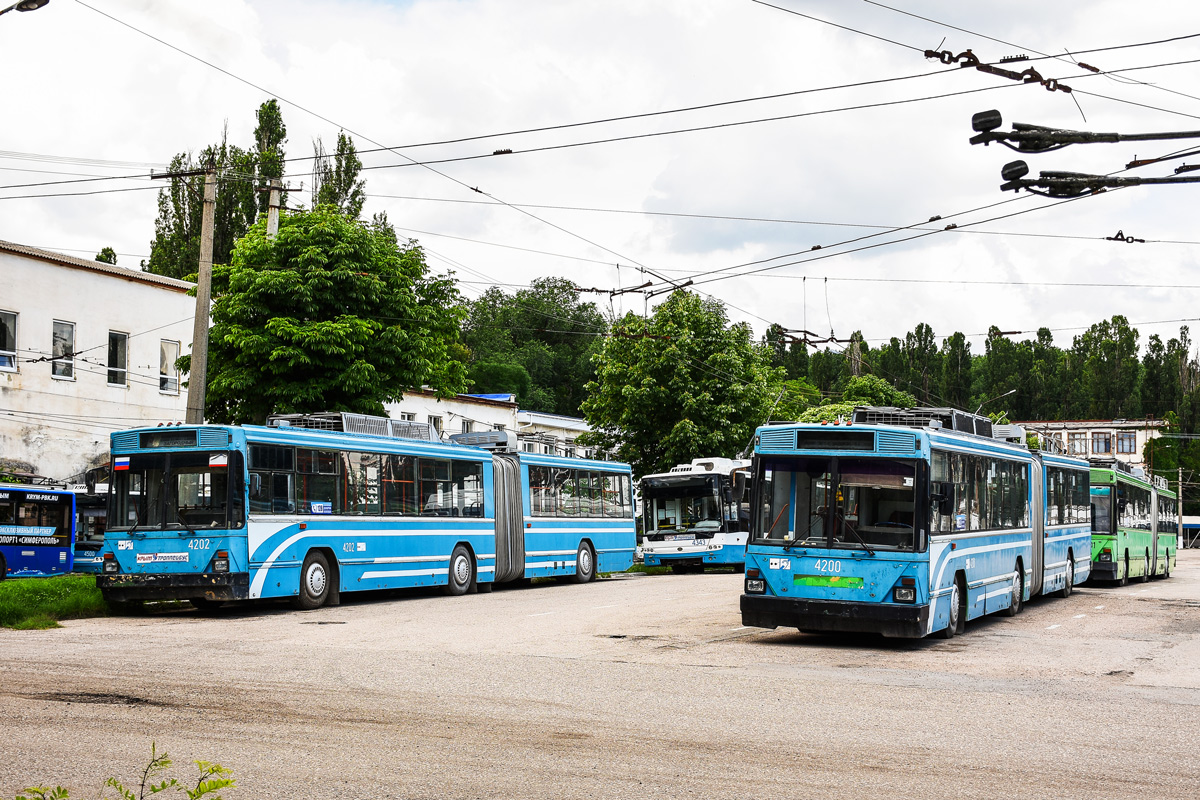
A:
[186,167,217,424]
[265,178,282,238]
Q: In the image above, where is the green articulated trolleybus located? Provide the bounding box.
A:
[1088,458,1177,584]
[96,412,636,609]
[741,406,1093,639]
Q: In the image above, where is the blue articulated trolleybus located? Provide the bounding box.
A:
[97,413,636,609]
[0,483,75,579]
[740,407,1091,639]
[639,457,750,571]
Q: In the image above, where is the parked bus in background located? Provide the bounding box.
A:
[0,483,75,579]
[1089,460,1176,584]
[97,414,636,609]
[741,407,1092,639]
[72,485,109,574]
[640,458,750,572]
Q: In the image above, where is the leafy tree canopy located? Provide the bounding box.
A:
[462,278,606,415]
[580,291,783,476]
[312,130,366,219]
[193,206,468,423]
[94,247,117,265]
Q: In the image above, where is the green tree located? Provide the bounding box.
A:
[193,206,468,423]
[764,323,809,380]
[94,247,117,265]
[795,374,916,422]
[312,130,365,219]
[146,101,287,280]
[1071,315,1142,418]
[254,99,288,215]
[939,331,973,410]
[904,322,940,404]
[580,291,782,476]
[462,278,607,415]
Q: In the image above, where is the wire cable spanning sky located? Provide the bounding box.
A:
[3,0,1200,350]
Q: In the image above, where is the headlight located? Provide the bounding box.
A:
[746,579,765,594]
[1098,549,1112,562]
[103,559,119,574]
[893,586,916,603]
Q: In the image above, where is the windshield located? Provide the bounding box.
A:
[753,456,918,551]
[109,451,243,531]
[1090,486,1112,534]
[641,475,736,536]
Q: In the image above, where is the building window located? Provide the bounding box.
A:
[51,320,75,379]
[398,412,416,422]
[107,331,128,386]
[1092,432,1112,455]
[0,310,16,371]
[159,339,180,393]
[462,419,474,434]
[1068,432,1088,456]
[1117,431,1137,454]
[427,415,443,436]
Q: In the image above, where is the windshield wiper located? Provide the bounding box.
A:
[176,508,199,537]
[834,511,875,556]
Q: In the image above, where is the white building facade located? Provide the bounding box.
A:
[1015,418,1165,471]
[0,241,194,481]
[384,391,609,459]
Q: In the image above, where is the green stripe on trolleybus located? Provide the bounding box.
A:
[793,574,865,588]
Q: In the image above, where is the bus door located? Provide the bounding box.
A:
[1030,461,1044,596]
[491,454,524,582]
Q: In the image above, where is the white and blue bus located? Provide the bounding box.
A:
[639,458,750,571]
[740,407,1091,639]
[0,483,76,580]
[97,414,635,609]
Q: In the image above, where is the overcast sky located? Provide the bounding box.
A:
[4,0,1200,353]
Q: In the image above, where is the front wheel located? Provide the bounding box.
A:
[1003,567,1023,617]
[445,544,474,596]
[292,551,331,610]
[574,542,596,584]
[1118,554,1129,587]
[936,581,960,639]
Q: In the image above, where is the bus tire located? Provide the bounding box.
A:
[574,542,596,584]
[1003,564,1023,617]
[292,550,331,610]
[1164,554,1171,579]
[1118,553,1129,586]
[445,544,474,596]
[190,597,223,611]
[1140,551,1150,583]
[1056,556,1074,599]
[0,552,6,582]
[936,578,963,639]
[477,580,494,593]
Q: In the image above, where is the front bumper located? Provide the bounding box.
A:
[741,593,929,638]
[98,572,249,602]
[1089,560,1119,581]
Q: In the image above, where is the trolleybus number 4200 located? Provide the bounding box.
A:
[814,559,842,574]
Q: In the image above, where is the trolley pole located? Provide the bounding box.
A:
[186,167,217,424]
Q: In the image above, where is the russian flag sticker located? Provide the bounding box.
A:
[113,457,130,471]
[209,454,228,468]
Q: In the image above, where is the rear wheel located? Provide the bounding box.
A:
[1118,553,1129,586]
[0,553,6,582]
[936,580,961,639]
[1140,551,1151,583]
[292,551,331,610]
[445,544,474,596]
[1003,566,1023,617]
[574,542,596,584]
[1056,557,1074,598]
[1164,554,1172,579]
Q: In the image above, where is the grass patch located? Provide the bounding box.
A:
[0,574,108,629]
[624,563,673,575]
